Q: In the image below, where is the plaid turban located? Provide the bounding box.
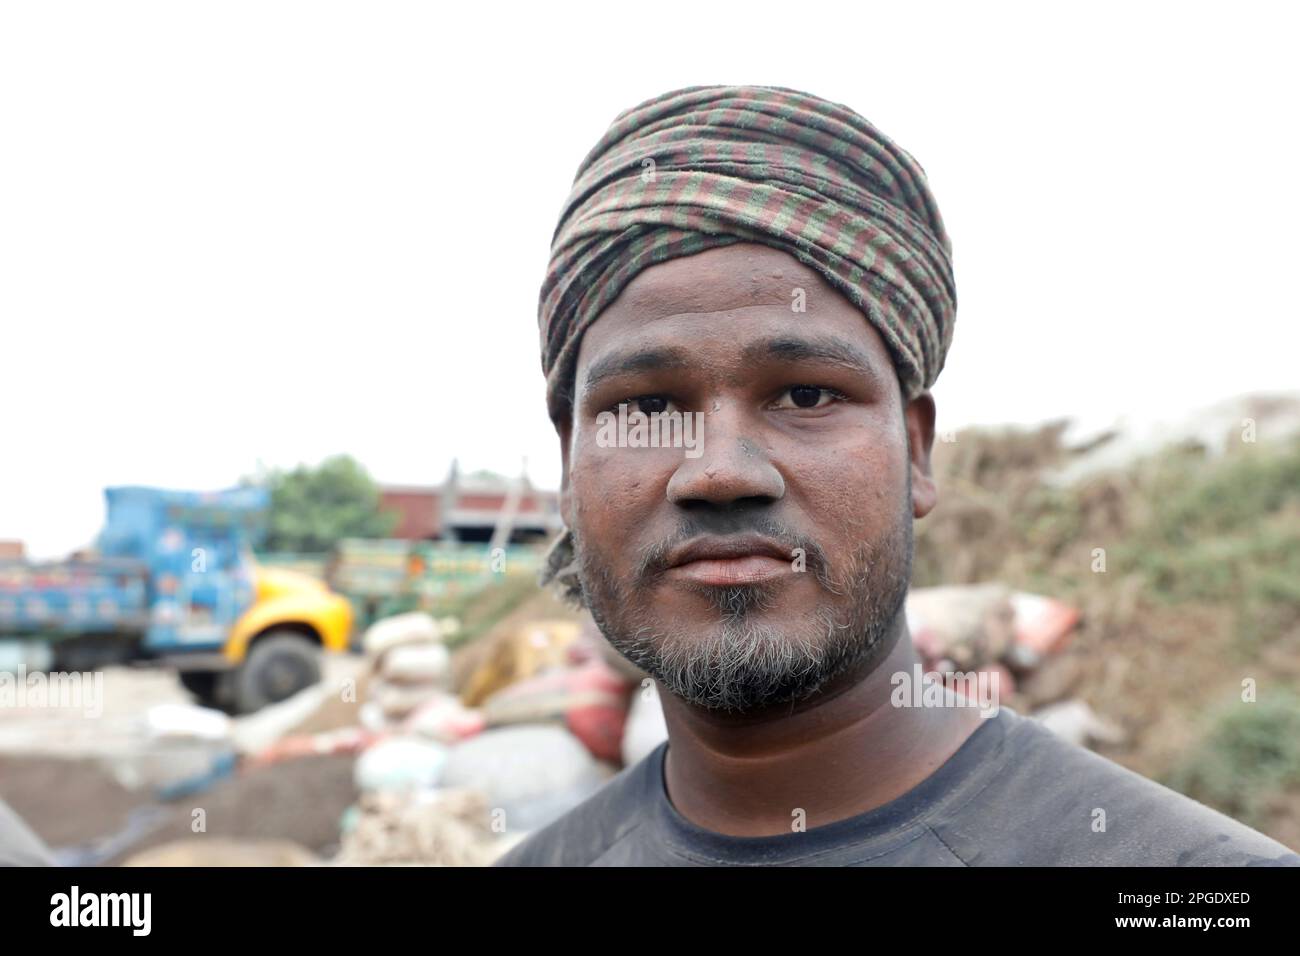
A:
[539,84,957,427]
[536,85,957,600]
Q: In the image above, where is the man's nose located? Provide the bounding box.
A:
[666,409,785,508]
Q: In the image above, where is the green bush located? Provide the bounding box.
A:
[1164,690,1300,827]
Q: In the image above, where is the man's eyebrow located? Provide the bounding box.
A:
[744,335,883,382]
[579,346,692,398]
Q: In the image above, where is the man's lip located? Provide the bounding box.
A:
[666,554,791,587]
[662,535,795,585]
[665,535,793,568]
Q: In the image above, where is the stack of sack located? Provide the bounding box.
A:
[462,617,637,764]
[906,584,1083,699]
[352,611,483,799]
[360,612,484,744]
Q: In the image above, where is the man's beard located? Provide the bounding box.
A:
[573,498,914,715]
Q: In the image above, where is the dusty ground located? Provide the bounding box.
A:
[0,589,581,866]
[0,752,357,864]
[0,654,368,864]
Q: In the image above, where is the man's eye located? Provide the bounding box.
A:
[772,385,844,410]
[619,395,673,415]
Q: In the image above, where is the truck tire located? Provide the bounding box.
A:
[178,671,225,709]
[231,632,322,715]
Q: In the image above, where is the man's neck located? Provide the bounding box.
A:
[657,627,986,837]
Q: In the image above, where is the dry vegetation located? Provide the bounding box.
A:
[916,424,1300,848]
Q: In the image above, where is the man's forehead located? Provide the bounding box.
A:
[610,243,833,320]
[574,244,897,390]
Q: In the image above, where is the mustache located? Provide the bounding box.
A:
[634,514,838,592]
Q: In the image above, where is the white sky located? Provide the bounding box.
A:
[2,1,1297,558]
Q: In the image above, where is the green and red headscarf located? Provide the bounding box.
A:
[539,84,957,427]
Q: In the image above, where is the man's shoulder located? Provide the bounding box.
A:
[968,708,1300,866]
[494,746,662,867]
[493,710,1300,867]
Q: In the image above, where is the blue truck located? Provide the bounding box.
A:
[0,486,354,713]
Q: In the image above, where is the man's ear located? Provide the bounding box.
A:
[903,391,938,520]
[557,413,574,529]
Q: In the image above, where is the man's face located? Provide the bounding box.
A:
[559,243,938,714]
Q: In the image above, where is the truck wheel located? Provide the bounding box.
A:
[178,671,225,709]
[232,632,321,714]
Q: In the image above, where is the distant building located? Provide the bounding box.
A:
[0,540,24,561]
[379,486,443,540]
[379,461,562,544]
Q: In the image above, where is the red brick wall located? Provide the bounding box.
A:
[456,492,546,514]
[379,491,441,539]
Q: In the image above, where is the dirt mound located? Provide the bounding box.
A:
[0,752,358,865]
[915,423,1300,850]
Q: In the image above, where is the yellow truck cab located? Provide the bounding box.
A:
[176,564,354,713]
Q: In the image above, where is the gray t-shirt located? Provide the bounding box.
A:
[496,706,1300,866]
